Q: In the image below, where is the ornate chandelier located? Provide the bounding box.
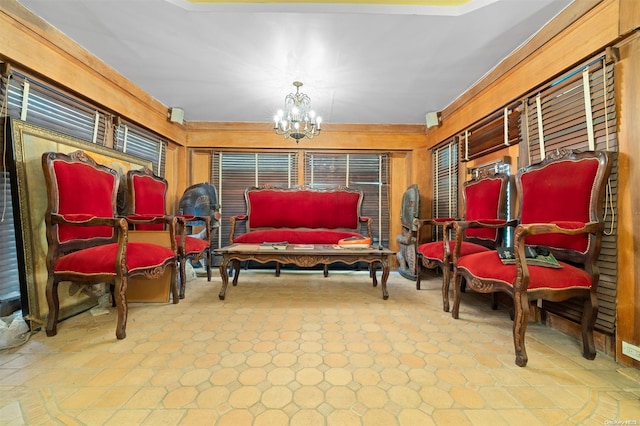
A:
[274,81,322,143]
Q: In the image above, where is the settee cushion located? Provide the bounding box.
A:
[54,242,175,275]
[177,235,210,255]
[234,229,364,245]
[457,250,592,290]
[418,240,489,262]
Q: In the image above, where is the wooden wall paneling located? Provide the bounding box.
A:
[419,0,634,361]
[390,152,411,259]
[615,32,640,367]
[189,150,213,188]
[410,147,432,243]
[185,122,426,151]
[619,0,640,35]
[0,1,186,145]
[164,144,182,214]
[424,0,619,151]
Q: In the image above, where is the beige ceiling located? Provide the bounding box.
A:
[16,0,572,125]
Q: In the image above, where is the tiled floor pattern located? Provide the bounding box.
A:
[1,269,639,425]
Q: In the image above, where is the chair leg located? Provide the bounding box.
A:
[206,248,212,282]
[170,263,179,304]
[512,290,529,367]
[581,294,598,360]
[451,275,462,319]
[442,266,451,312]
[415,256,422,290]
[114,277,128,340]
[324,264,329,277]
[179,255,187,299]
[45,277,59,337]
[275,263,281,277]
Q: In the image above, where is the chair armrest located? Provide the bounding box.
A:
[123,214,179,252]
[515,221,599,238]
[52,213,122,227]
[507,221,600,290]
[51,214,133,253]
[229,215,248,243]
[413,217,457,253]
[125,214,174,224]
[448,219,517,263]
[359,216,373,240]
[177,215,212,245]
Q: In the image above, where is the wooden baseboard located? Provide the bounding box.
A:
[544,311,616,358]
[492,293,616,359]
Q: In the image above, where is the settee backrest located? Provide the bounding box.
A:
[127,168,168,231]
[42,150,119,248]
[517,150,611,259]
[245,186,363,231]
[463,172,510,244]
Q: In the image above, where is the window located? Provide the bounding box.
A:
[0,66,168,316]
[114,122,167,176]
[461,102,522,162]
[303,152,390,246]
[1,68,168,173]
[2,70,108,144]
[431,140,459,240]
[521,54,618,334]
[210,151,299,248]
[0,171,20,315]
[523,56,616,162]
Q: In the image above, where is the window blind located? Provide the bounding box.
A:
[303,152,390,247]
[462,102,521,162]
[522,55,618,334]
[3,71,107,145]
[0,66,168,317]
[210,151,299,248]
[0,171,20,311]
[114,123,167,176]
[431,139,459,241]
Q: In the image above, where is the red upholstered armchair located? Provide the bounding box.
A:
[127,168,211,299]
[414,172,510,312]
[452,150,612,367]
[41,151,178,340]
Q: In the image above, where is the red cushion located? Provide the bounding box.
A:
[457,251,592,290]
[464,177,504,241]
[233,229,364,245]
[247,190,360,230]
[53,242,175,275]
[131,175,166,231]
[520,158,599,253]
[418,241,490,262]
[53,159,116,242]
[177,235,209,254]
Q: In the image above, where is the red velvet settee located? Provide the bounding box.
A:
[229,186,373,245]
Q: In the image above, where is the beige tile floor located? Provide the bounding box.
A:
[1,269,639,425]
